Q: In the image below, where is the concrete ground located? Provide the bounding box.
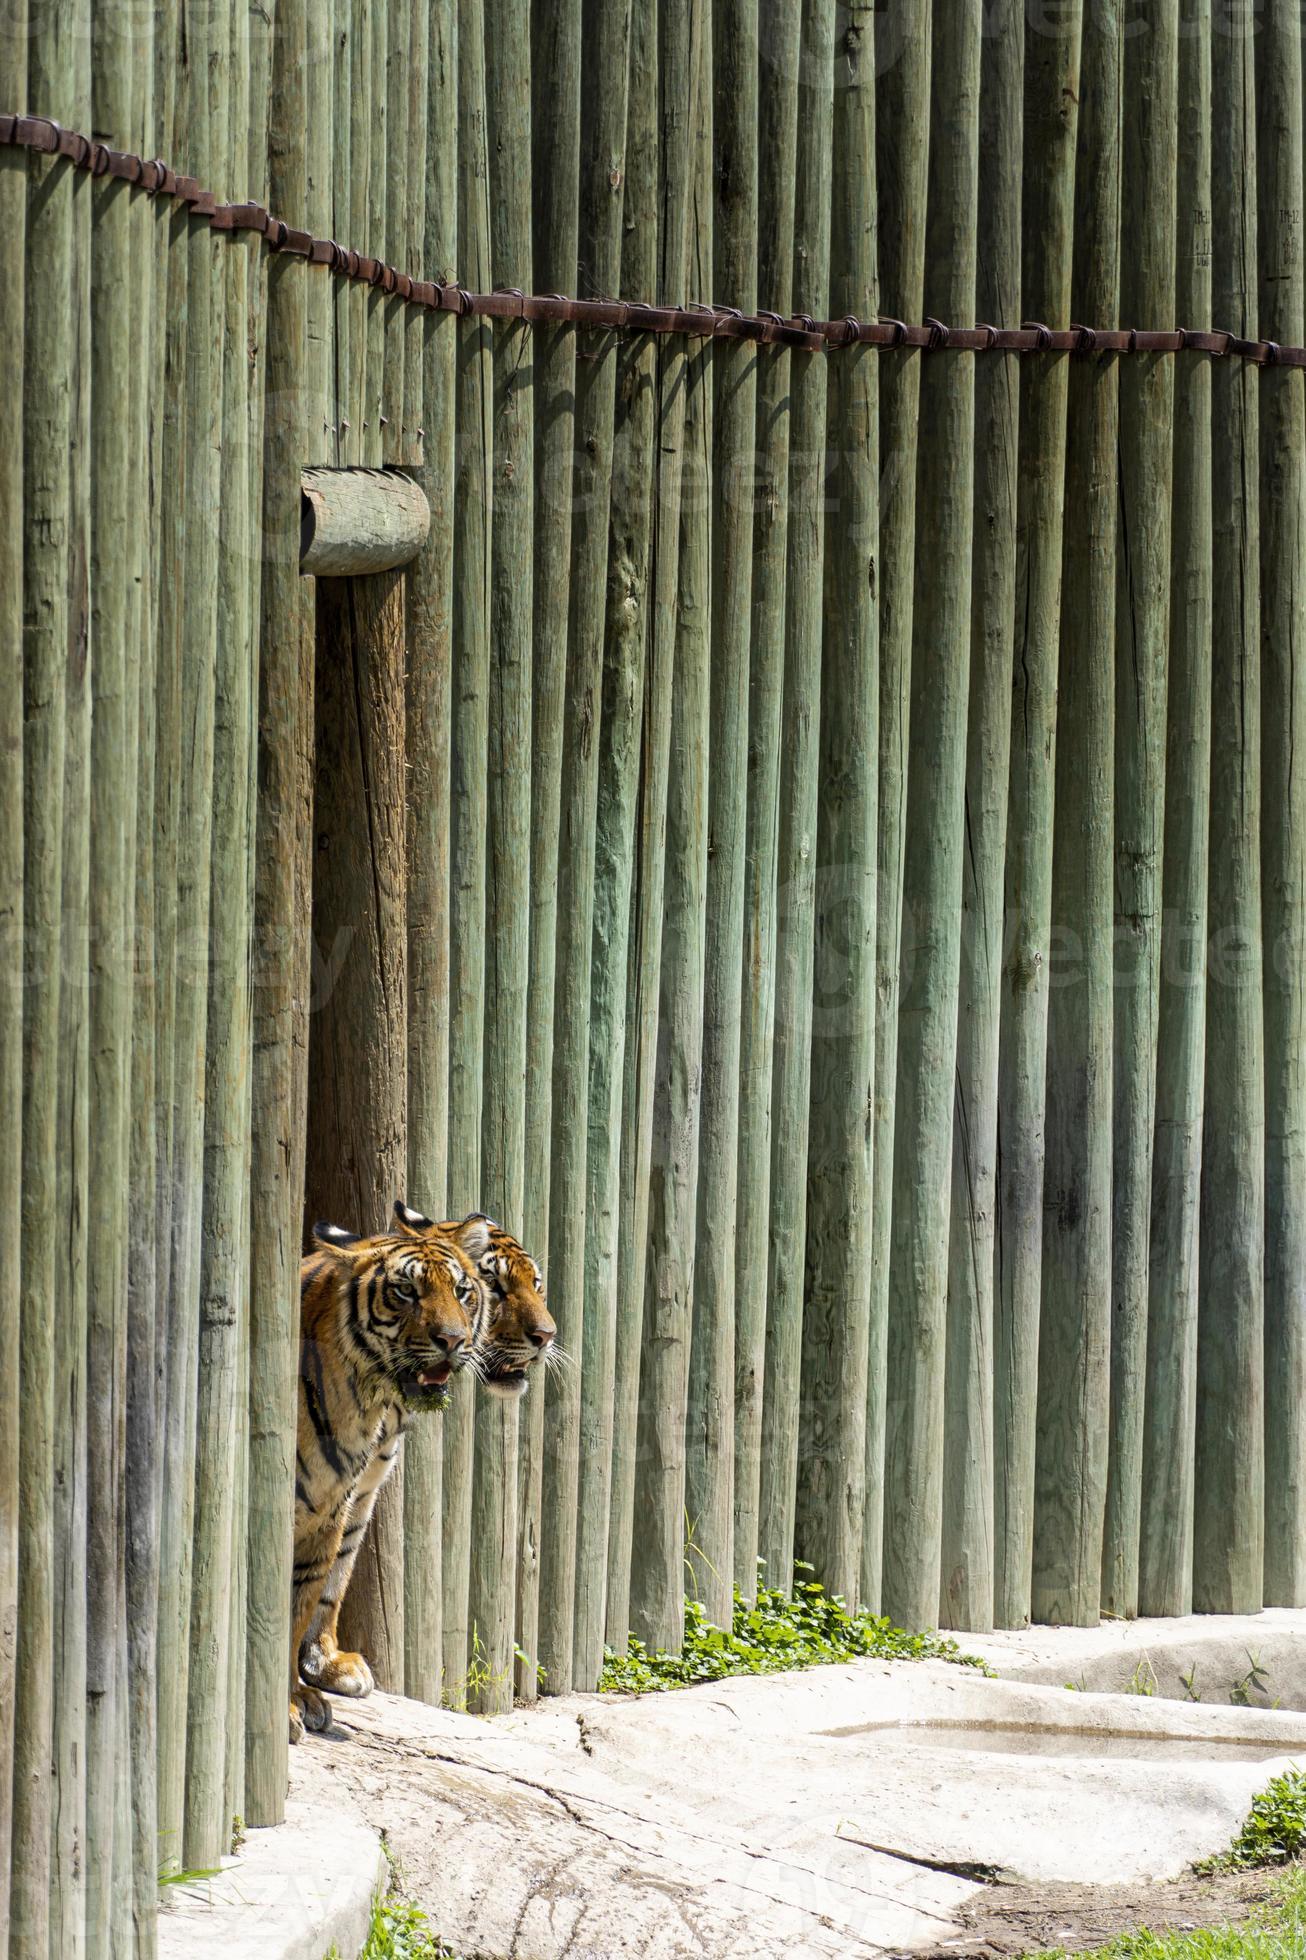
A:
[158,1608,1306,1960]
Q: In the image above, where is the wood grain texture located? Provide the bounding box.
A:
[1195,4,1264,1616]
[1036,0,1119,1633]
[1140,0,1212,1619]
[882,0,979,1632]
[946,0,1020,1634]
[630,0,711,1656]
[1257,0,1306,1608]
[864,2,929,1616]
[732,0,797,1606]
[1103,0,1178,1623]
[0,0,25,1944]
[564,0,632,1691]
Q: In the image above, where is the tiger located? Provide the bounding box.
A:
[411,1203,558,1396]
[290,1204,485,1742]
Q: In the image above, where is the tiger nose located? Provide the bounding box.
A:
[529,1326,553,1349]
[436,1328,470,1355]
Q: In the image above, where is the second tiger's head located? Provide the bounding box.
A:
[310,1209,485,1410]
[393,1204,557,1400]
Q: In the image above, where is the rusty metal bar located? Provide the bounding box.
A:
[2,109,1303,364]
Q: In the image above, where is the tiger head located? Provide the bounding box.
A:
[393,1203,556,1399]
[310,1213,484,1411]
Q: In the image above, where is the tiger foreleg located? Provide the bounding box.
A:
[298,1422,402,1698]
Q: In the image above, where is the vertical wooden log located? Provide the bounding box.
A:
[1258,0,1306,1607]
[308,574,409,1682]
[1103,0,1179,1620]
[797,0,877,1609]
[759,0,833,1594]
[400,0,428,471]
[443,0,491,1701]
[13,63,65,1939]
[330,1,353,465]
[995,1,1081,1631]
[127,6,163,1945]
[230,0,272,1840]
[630,0,711,1657]
[557,2,636,1704]
[157,0,221,1865]
[468,0,533,1714]
[528,0,582,1697]
[246,0,313,1821]
[404,0,455,1707]
[570,0,638,1677]
[86,0,140,1936]
[1195,5,1262,1617]
[945,0,1020,1633]
[149,19,189,1645]
[0,1,26,1948]
[186,0,257,1869]
[882,0,979,1632]
[863,2,929,1614]
[683,0,755,1635]
[547,0,634,1693]
[601,0,662,1652]
[1036,0,1119,1631]
[363,0,387,467]
[52,5,92,1946]
[1139,1,1212,1618]
[733,0,797,1604]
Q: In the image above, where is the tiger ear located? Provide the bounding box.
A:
[393,1198,435,1238]
[457,1213,496,1262]
[313,1220,362,1258]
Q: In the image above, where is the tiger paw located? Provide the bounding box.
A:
[292,1682,332,1736]
[313,1649,374,1698]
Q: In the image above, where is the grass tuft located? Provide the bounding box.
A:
[599,1563,992,1694]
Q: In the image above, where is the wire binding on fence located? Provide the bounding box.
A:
[3,109,1304,368]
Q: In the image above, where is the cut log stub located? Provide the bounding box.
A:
[300,466,430,576]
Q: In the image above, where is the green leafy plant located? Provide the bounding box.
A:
[1125,1657,1159,1697]
[1230,1654,1278,1709]
[324,1851,463,1960]
[1205,1770,1306,1871]
[600,1562,991,1694]
[1180,1665,1202,1703]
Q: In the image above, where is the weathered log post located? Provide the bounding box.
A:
[947,0,1020,1633]
[995,0,1080,1631]
[403,0,455,1707]
[864,0,929,1616]
[882,0,980,1633]
[1103,0,1178,1624]
[732,0,797,1608]
[1036,0,1119,1635]
[685,0,756,1635]
[0,0,27,1947]
[629,0,709,1658]
[1140,0,1212,1618]
[797,0,877,1611]
[444,0,492,1702]
[1257,0,1306,1609]
[601,0,664,1653]
[246,0,315,1825]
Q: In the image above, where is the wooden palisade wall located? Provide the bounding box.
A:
[5,3,1306,1951]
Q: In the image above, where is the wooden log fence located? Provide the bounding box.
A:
[8,3,1306,1948]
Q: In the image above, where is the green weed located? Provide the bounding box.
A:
[1207,1773,1306,1872]
[599,1562,991,1694]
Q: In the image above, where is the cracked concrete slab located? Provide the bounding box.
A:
[272,1617,1306,1957]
